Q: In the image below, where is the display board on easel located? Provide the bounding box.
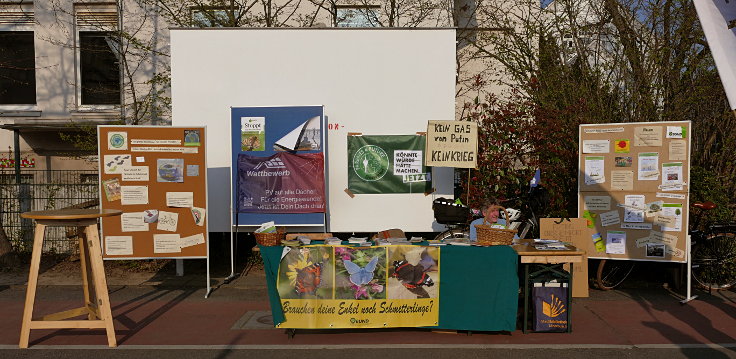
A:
[98,126,208,259]
[578,121,690,263]
[230,106,327,227]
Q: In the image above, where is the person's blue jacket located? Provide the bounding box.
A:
[469,218,507,241]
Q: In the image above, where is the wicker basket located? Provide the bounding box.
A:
[254,228,286,246]
[475,207,516,246]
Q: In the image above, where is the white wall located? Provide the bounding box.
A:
[171,29,456,232]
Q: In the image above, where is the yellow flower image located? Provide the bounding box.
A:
[286,254,313,286]
[277,246,334,299]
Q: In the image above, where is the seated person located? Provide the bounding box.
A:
[469,197,507,242]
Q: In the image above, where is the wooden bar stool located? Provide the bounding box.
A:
[19,209,122,348]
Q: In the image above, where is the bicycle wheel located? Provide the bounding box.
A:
[434,228,469,241]
[692,232,736,291]
[596,259,635,290]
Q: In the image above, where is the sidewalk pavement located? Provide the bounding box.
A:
[0,261,734,349]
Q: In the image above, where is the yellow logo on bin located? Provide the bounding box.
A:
[542,294,566,318]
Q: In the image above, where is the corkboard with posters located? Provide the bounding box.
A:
[578,121,690,263]
[98,126,208,259]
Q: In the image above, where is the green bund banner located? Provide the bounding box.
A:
[348,135,431,194]
[276,245,440,329]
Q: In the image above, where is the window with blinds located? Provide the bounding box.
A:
[74,3,120,106]
[0,3,36,105]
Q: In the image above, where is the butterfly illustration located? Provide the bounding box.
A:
[343,257,379,286]
[392,249,436,298]
[294,263,322,295]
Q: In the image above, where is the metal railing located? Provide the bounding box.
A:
[0,170,99,254]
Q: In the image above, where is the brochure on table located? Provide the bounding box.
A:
[578,121,690,263]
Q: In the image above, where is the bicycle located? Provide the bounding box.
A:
[595,200,736,291]
[431,184,547,241]
[431,198,477,241]
[689,201,736,291]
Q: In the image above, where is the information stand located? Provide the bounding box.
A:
[97,126,211,294]
[578,121,695,301]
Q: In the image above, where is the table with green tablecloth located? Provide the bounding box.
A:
[259,244,519,332]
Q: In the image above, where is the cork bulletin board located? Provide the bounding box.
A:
[98,126,208,259]
[578,121,690,263]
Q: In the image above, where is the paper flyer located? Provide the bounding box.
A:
[584,156,605,185]
[669,140,687,161]
[600,210,621,227]
[180,233,205,248]
[241,117,266,151]
[638,152,659,180]
[191,207,206,226]
[584,196,611,211]
[666,246,685,259]
[165,192,194,208]
[611,171,634,190]
[606,231,626,254]
[153,234,182,253]
[108,132,128,150]
[623,195,646,223]
[614,139,630,153]
[650,230,678,247]
[105,236,133,256]
[659,203,683,232]
[666,126,686,138]
[120,212,149,232]
[592,233,606,252]
[582,140,610,153]
[157,211,179,232]
[635,235,653,248]
[120,186,149,205]
[621,222,653,230]
[122,166,150,181]
[103,178,121,202]
[657,192,686,199]
[583,210,598,228]
[661,163,684,191]
[103,154,132,174]
[634,126,663,147]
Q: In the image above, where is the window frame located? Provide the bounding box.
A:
[334,5,380,28]
[190,6,241,27]
[0,3,37,109]
[74,3,121,110]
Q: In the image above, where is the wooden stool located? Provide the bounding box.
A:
[19,209,122,348]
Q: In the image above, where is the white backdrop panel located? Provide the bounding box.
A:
[171,29,456,232]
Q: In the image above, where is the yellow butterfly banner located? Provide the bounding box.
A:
[276,245,440,329]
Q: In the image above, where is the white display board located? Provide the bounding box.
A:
[170,29,456,232]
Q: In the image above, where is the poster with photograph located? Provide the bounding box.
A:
[157,159,184,183]
[241,117,265,151]
[276,245,439,329]
[184,130,201,146]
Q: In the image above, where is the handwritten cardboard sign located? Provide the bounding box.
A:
[425,120,478,168]
[539,218,589,298]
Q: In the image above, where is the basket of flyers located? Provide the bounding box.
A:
[474,207,516,246]
[254,222,286,246]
